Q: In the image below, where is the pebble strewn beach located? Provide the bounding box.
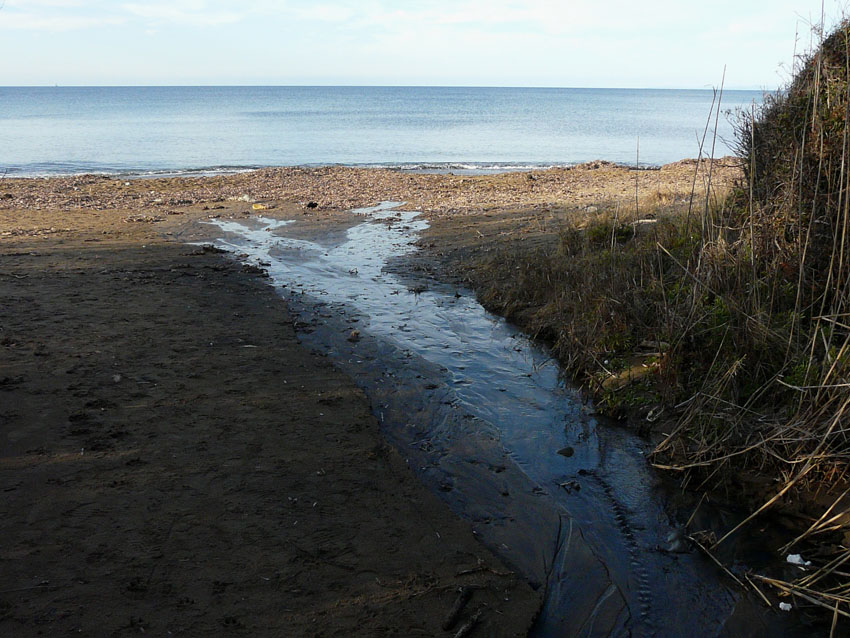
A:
[0,158,740,217]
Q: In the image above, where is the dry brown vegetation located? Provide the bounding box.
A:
[447,20,850,623]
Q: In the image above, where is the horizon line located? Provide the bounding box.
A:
[0,83,770,91]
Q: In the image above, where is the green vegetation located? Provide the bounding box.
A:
[461,20,850,617]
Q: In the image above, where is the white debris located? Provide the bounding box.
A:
[786,554,812,567]
[779,602,792,612]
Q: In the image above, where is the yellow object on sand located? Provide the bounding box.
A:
[252,203,268,210]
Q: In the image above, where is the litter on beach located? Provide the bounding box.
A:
[786,554,812,567]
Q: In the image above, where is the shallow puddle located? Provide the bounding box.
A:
[208,204,812,637]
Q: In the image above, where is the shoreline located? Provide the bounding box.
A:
[2,159,695,181]
[0,157,739,218]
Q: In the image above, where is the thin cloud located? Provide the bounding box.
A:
[0,12,125,31]
[0,0,242,31]
[121,3,242,26]
[292,4,357,23]
[5,0,91,7]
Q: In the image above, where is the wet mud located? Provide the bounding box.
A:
[208,204,817,637]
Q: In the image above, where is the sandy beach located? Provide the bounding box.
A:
[0,160,739,636]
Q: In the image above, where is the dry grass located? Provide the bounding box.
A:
[455,19,850,621]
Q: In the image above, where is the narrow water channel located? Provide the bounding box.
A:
[207,204,807,637]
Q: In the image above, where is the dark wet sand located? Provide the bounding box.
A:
[0,201,538,636]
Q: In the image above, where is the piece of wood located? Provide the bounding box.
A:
[454,609,483,638]
[442,586,472,630]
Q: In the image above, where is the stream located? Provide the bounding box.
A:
[207,203,811,637]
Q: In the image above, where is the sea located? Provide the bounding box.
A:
[0,86,765,177]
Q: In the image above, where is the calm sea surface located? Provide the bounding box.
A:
[0,86,764,177]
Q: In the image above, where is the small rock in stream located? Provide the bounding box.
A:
[559,480,581,493]
[665,529,690,553]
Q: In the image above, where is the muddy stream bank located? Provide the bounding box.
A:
[207,204,814,637]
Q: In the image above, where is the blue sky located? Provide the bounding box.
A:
[0,0,843,88]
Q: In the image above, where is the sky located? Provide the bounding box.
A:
[0,0,845,88]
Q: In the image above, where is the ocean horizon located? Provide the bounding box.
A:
[0,86,764,178]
